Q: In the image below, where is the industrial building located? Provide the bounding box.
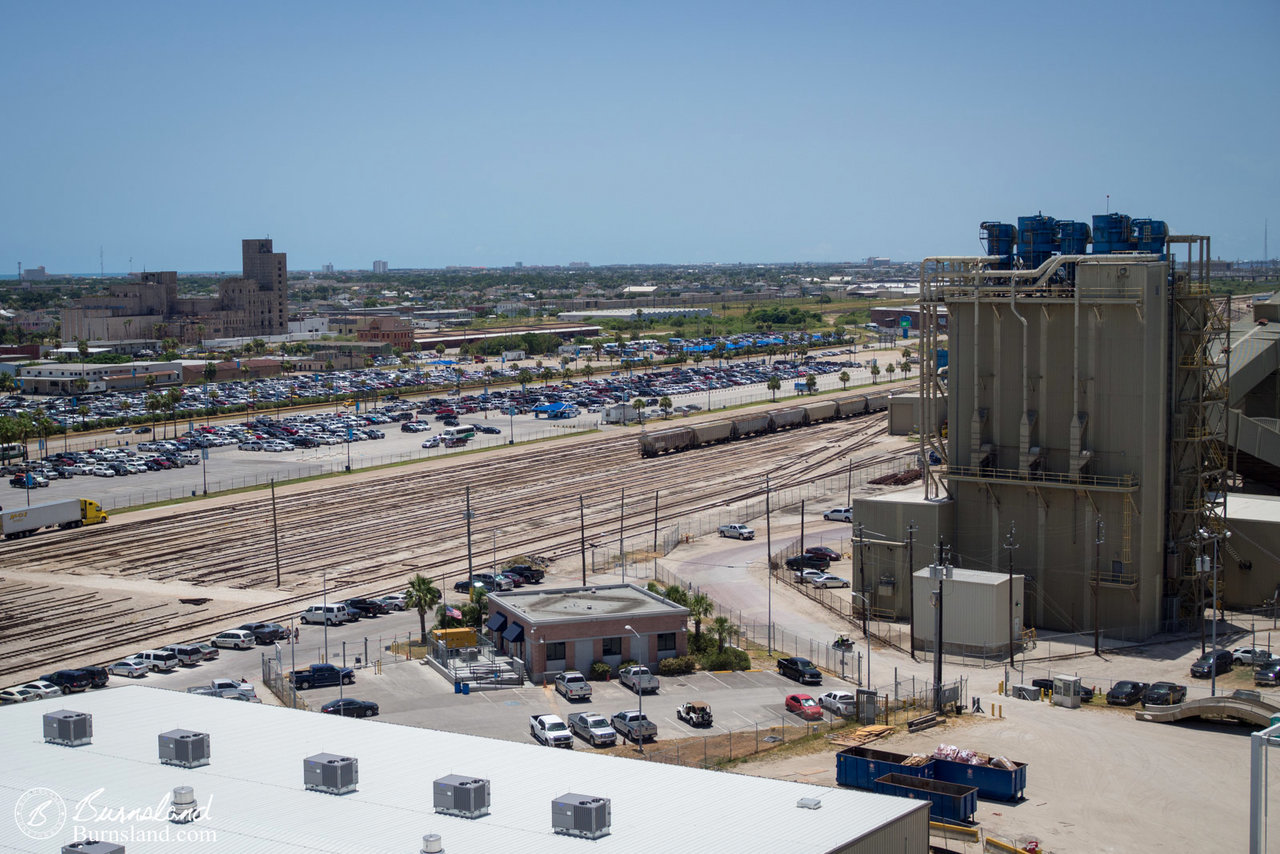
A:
[0,686,929,853]
[61,239,289,344]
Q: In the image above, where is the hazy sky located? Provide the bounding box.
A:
[3,1,1277,273]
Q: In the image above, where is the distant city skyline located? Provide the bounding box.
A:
[3,2,1276,273]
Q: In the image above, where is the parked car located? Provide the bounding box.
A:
[809,573,850,589]
[340,598,388,617]
[239,622,289,644]
[289,663,355,690]
[1105,681,1149,706]
[778,657,822,685]
[18,680,67,700]
[568,712,617,747]
[210,629,257,650]
[675,701,713,727]
[530,714,574,748]
[421,436,441,449]
[194,642,220,661]
[555,670,592,701]
[618,665,659,694]
[454,579,489,595]
[786,553,831,572]
[792,568,828,585]
[718,523,755,540]
[823,507,854,522]
[1232,648,1276,667]
[0,687,39,704]
[611,709,656,743]
[40,670,92,693]
[1190,649,1232,678]
[472,572,513,591]
[132,650,180,672]
[818,690,857,715]
[300,604,352,626]
[1143,682,1188,706]
[785,693,823,720]
[1255,662,1280,687]
[805,546,842,562]
[106,659,149,679]
[321,698,379,718]
[161,644,206,666]
[503,564,545,584]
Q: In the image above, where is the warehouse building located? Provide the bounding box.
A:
[0,686,929,853]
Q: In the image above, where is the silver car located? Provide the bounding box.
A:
[107,660,149,678]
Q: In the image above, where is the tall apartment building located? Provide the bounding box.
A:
[372,260,389,274]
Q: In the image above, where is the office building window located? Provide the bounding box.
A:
[602,637,622,657]
[545,642,565,661]
[657,632,676,652]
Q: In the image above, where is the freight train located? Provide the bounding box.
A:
[638,391,889,458]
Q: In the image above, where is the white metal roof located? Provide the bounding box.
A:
[914,565,1020,586]
[490,583,688,624]
[0,686,923,854]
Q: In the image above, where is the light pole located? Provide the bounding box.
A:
[624,624,644,755]
[850,592,872,688]
[321,566,329,663]
[765,474,773,655]
[491,528,502,571]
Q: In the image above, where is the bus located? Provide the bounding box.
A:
[442,425,476,441]
[0,443,23,463]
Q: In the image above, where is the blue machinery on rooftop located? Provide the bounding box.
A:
[978,211,1169,277]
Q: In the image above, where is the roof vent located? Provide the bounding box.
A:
[552,793,611,840]
[44,710,92,747]
[797,797,822,809]
[421,834,444,854]
[159,729,210,768]
[433,775,490,819]
[304,753,358,795]
[62,842,125,854]
[169,786,199,824]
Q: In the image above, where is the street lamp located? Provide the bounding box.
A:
[624,624,644,755]
[1197,527,1231,698]
[491,529,503,571]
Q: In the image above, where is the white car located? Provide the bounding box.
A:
[823,507,854,522]
[0,687,39,704]
[90,465,116,477]
[1231,648,1276,666]
[106,659,149,678]
[809,573,850,589]
[818,690,857,715]
[114,426,133,434]
[210,629,256,650]
[238,441,264,451]
[421,436,441,449]
[18,681,64,699]
[377,593,407,611]
[718,523,755,540]
[793,568,827,585]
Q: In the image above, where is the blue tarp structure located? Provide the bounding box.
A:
[532,402,579,419]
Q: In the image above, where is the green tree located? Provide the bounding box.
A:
[0,373,15,396]
[202,362,218,384]
[662,584,690,607]
[886,363,896,382]
[767,376,781,402]
[435,344,446,359]
[687,592,714,638]
[838,370,850,390]
[540,367,554,387]
[632,397,646,422]
[405,573,442,643]
[900,360,913,378]
[870,364,881,384]
[711,615,737,652]
[805,374,818,394]
[659,395,673,417]
[517,368,533,391]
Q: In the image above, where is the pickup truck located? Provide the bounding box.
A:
[675,701,713,727]
[568,712,617,747]
[187,678,257,698]
[554,670,592,701]
[611,709,657,743]
[618,665,659,695]
[530,714,574,748]
[288,663,354,690]
[718,523,755,540]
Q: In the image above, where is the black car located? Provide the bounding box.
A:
[785,554,830,572]
[1190,649,1232,678]
[1030,678,1095,703]
[77,666,110,689]
[1255,662,1280,687]
[1143,681,1188,706]
[503,564,544,584]
[238,622,289,644]
[804,546,841,562]
[340,598,388,617]
[1105,680,1148,706]
[321,698,379,718]
[455,579,489,595]
[41,670,92,693]
[478,425,502,435]
[778,656,822,685]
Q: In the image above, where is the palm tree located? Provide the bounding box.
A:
[839,370,850,390]
[805,374,818,394]
[405,574,441,643]
[659,395,673,418]
[767,376,781,401]
[870,364,881,384]
[886,363,896,382]
[0,373,15,397]
[662,584,689,607]
[900,360,913,378]
[631,397,646,422]
[517,368,533,391]
[710,615,737,652]
[687,593,714,638]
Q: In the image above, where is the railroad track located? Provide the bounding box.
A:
[1,413,913,681]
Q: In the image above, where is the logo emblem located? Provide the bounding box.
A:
[14,787,66,840]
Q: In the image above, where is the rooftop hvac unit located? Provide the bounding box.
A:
[552,793,611,840]
[304,753,358,795]
[159,729,210,769]
[62,842,126,854]
[44,710,92,747]
[433,774,491,819]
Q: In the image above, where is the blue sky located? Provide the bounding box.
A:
[3,1,1277,273]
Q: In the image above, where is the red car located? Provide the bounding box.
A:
[785,693,823,721]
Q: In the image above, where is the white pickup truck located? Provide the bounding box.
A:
[718,523,755,540]
[530,714,574,748]
[618,665,660,695]
[554,670,592,701]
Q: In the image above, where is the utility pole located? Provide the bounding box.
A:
[931,553,948,714]
[271,478,282,588]
[906,521,917,661]
[800,499,805,553]
[846,458,852,508]
[857,522,867,637]
[579,495,587,586]
[465,485,474,584]
[619,487,626,583]
[1093,519,1105,656]
[765,474,773,654]
[1004,524,1018,670]
[652,490,659,556]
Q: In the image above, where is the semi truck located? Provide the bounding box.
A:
[1,498,108,540]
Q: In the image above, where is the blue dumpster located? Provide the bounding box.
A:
[932,757,1027,801]
[836,746,934,790]
[461,683,470,695]
[454,681,462,694]
[872,773,977,824]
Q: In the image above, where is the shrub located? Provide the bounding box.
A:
[588,661,611,681]
[687,633,716,656]
[701,648,750,672]
[619,660,638,670]
[657,656,698,677]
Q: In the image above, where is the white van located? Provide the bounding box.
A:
[133,649,180,672]
[300,604,351,626]
[179,451,200,466]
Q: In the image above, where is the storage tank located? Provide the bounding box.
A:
[1016,215,1058,269]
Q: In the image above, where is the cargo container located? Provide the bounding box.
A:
[800,400,838,423]
[834,394,870,417]
[638,427,694,457]
[1,498,108,540]
[872,773,977,824]
[836,746,934,790]
[689,420,733,445]
[931,756,1027,801]
[729,413,772,438]
[771,408,807,430]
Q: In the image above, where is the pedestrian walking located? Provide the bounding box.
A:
[293,626,299,644]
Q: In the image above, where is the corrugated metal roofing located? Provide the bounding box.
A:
[0,686,924,853]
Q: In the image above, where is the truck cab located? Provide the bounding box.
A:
[618,665,659,695]
[530,714,573,748]
[554,670,592,701]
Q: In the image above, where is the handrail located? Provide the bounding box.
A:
[945,464,1138,490]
